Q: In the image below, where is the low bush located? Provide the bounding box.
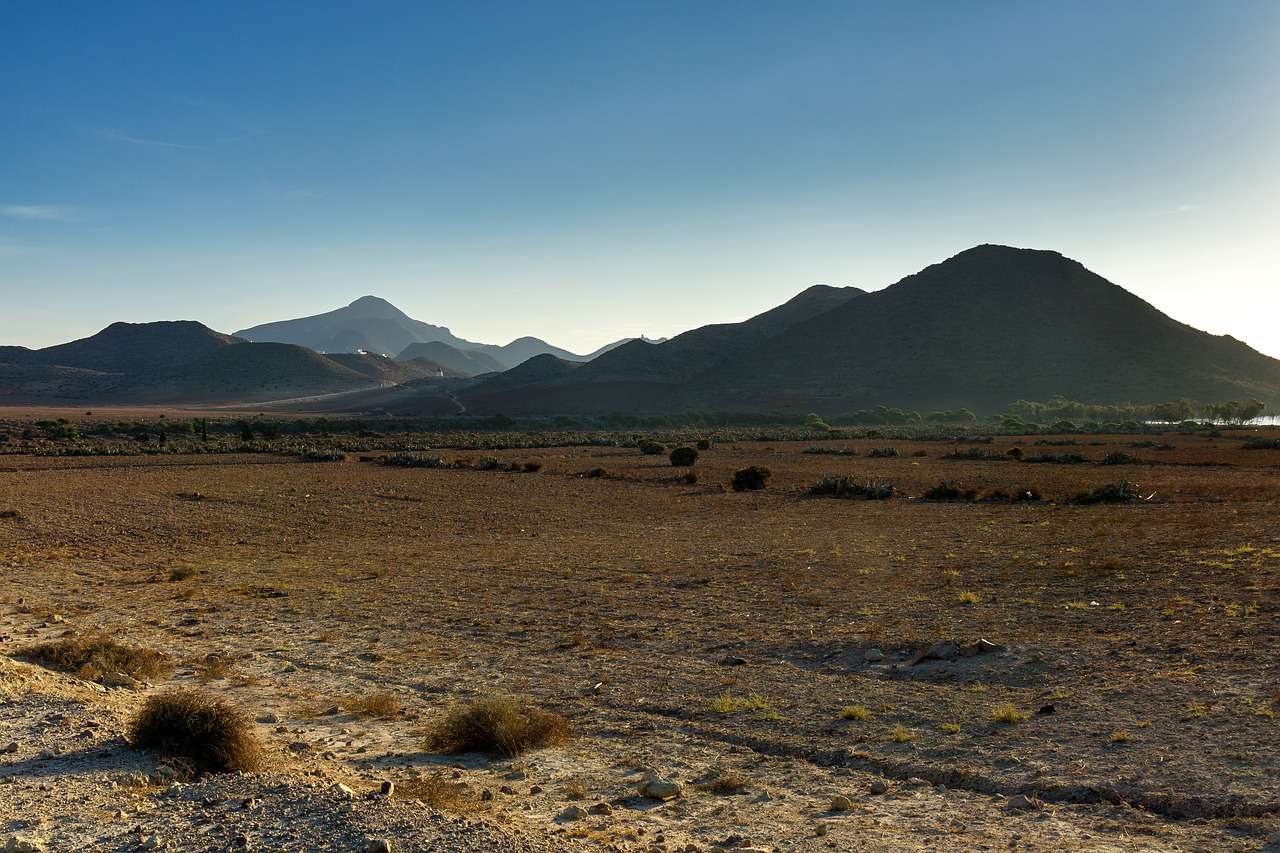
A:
[1242,437,1280,450]
[522,461,543,472]
[920,481,978,501]
[127,690,264,775]
[866,447,900,458]
[425,696,572,757]
[730,465,772,492]
[809,476,895,499]
[669,446,699,466]
[20,631,171,682]
[381,453,447,468]
[1074,480,1146,504]
[1098,451,1142,466]
[983,488,1044,502]
[637,439,666,456]
[299,448,347,462]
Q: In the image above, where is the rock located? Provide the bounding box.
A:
[814,822,828,836]
[256,714,280,724]
[869,779,888,795]
[140,836,165,850]
[4,837,45,853]
[528,785,544,795]
[557,805,589,822]
[589,802,614,815]
[864,648,884,662]
[364,841,392,853]
[380,781,394,796]
[909,639,958,665]
[1267,830,1280,845]
[333,783,357,797]
[1006,794,1039,811]
[722,655,748,666]
[499,785,517,795]
[36,748,56,761]
[638,778,684,800]
[2,742,17,754]
[322,705,341,716]
[828,794,853,811]
[960,638,1004,657]
[101,671,142,689]
[1037,703,1056,715]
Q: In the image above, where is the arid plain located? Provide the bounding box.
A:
[2,424,1278,851]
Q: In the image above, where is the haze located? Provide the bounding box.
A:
[2,2,1278,357]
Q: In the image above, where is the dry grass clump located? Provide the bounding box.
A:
[991,703,1031,724]
[397,772,481,812]
[127,690,264,775]
[345,691,402,719]
[425,695,572,757]
[19,630,171,681]
[696,770,750,795]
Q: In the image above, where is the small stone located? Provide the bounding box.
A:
[36,748,56,761]
[909,639,958,665]
[256,714,280,724]
[869,779,888,795]
[380,781,394,796]
[589,802,613,815]
[499,785,517,795]
[480,789,494,801]
[864,648,884,662]
[140,836,165,850]
[333,783,357,797]
[232,835,249,849]
[557,805,589,821]
[1006,794,1039,811]
[364,841,391,853]
[828,794,853,811]
[638,778,684,800]
[2,742,17,754]
[4,838,45,853]
[814,821,828,836]
[505,768,528,780]
[1267,830,1280,845]
[528,785,544,795]
[722,655,748,666]
[1037,703,1056,715]
[322,705,341,716]
[101,671,142,689]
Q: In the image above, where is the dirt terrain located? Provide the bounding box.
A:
[2,429,1278,851]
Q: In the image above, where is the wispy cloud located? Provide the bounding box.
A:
[99,128,201,149]
[1,204,80,222]
[1169,203,1203,214]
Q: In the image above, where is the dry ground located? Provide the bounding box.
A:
[1,431,1278,851]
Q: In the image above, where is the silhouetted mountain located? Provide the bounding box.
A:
[236,295,637,365]
[38,321,244,374]
[396,341,508,375]
[457,246,1280,414]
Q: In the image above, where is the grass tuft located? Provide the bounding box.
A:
[19,630,172,682]
[127,690,264,775]
[425,695,571,757]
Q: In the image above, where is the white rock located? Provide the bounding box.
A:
[638,778,684,800]
[5,837,45,853]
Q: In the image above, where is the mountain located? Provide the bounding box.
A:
[396,341,509,375]
[455,246,1280,414]
[235,295,639,366]
[235,296,471,356]
[0,321,419,405]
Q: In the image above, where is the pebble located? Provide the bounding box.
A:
[4,837,45,853]
[364,841,391,853]
[1006,794,1039,811]
[869,779,888,795]
[589,802,613,815]
[380,781,394,796]
[557,805,589,821]
[864,648,884,662]
[828,795,853,812]
[139,836,165,849]
[722,655,748,666]
[2,742,17,754]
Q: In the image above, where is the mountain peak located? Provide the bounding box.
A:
[345,295,409,319]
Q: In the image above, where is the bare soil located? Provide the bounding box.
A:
[2,431,1278,851]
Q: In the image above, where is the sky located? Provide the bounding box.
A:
[2,1,1279,358]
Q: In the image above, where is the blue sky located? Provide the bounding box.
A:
[3,1,1279,358]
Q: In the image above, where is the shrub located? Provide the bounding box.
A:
[990,703,1030,724]
[669,446,699,467]
[730,465,772,492]
[381,453,447,468]
[637,439,666,456]
[696,438,712,451]
[127,690,264,775]
[20,631,171,682]
[345,691,402,719]
[395,772,479,812]
[809,476,895,500]
[1098,451,1141,466]
[522,461,543,472]
[696,771,749,794]
[920,481,977,501]
[300,448,346,462]
[866,447,899,458]
[1074,481,1145,504]
[983,488,1043,502]
[1242,437,1280,450]
[425,696,571,757]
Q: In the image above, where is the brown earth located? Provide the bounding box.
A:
[2,431,1279,851]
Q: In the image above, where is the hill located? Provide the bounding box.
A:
[395,341,508,375]
[456,246,1280,415]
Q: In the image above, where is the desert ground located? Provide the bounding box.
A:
[2,425,1278,851]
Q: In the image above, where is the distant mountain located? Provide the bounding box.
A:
[454,246,1280,414]
[396,341,509,375]
[0,320,430,405]
[235,295,641,366]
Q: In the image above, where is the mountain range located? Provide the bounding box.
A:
[234,295,637,371]
[2,245,1278,414]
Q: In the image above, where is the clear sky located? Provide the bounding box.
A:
[3,1,1278,358]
